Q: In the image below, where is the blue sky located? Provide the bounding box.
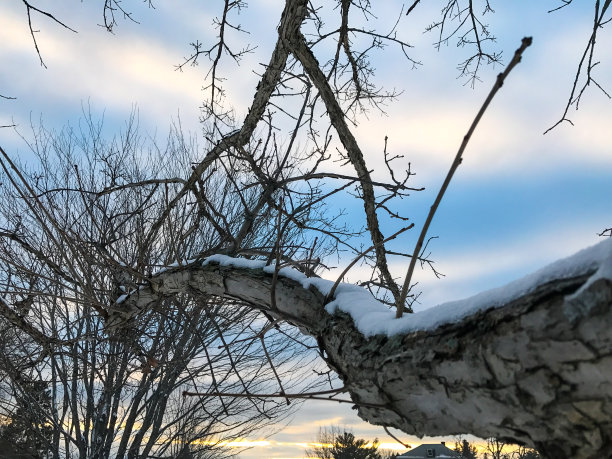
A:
[1,1,611,458]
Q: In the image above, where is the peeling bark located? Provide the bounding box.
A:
[109,258,612,459]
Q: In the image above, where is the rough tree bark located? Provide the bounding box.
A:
[108,243,612,459]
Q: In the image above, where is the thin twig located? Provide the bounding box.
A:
[21,0,77,68]
[545,0,611,133]
[384,426,411,449]
[182,388,386,408]
[397,37,533,318]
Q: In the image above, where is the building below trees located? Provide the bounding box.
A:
[397,442,459,458]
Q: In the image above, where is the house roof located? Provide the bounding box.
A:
[397,443,460,458]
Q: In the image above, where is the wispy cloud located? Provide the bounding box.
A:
[0,2,267,150]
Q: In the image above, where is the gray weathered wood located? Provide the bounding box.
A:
[109,261,612,459]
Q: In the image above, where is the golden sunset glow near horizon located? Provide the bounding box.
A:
[1,1,610,458]
[220,437,501,458]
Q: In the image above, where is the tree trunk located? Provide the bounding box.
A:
[109,248,612,459]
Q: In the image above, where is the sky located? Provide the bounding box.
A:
[1,1,611,458]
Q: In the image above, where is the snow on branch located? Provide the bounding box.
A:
[111,238,612,338]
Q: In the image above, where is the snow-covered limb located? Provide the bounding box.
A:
[109,239,612,458]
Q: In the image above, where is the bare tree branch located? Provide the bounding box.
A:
[398,37,533,318]
[20,0,77,68]
[546,0,612,132]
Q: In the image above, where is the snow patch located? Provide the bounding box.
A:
[116,293,128,304]
[203,239,612,337]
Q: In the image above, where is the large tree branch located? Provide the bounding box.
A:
[109,241,612,458]
[290,32,403,308]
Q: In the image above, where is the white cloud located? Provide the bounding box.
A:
[3,2,609,183]
[0,2,268,148]
[345,16,612,184]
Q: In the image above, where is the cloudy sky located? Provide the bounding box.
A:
[1,1,611,458]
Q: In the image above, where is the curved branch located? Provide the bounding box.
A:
[109,240,612,458]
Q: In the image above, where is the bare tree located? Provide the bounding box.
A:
[0,116,331,457]
[1,2,611,459]
[485,437,510,459]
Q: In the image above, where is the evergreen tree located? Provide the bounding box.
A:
[454,438,478,459]
[330,431,381,459]
[306,427,382,459]
[0,378,53,458]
